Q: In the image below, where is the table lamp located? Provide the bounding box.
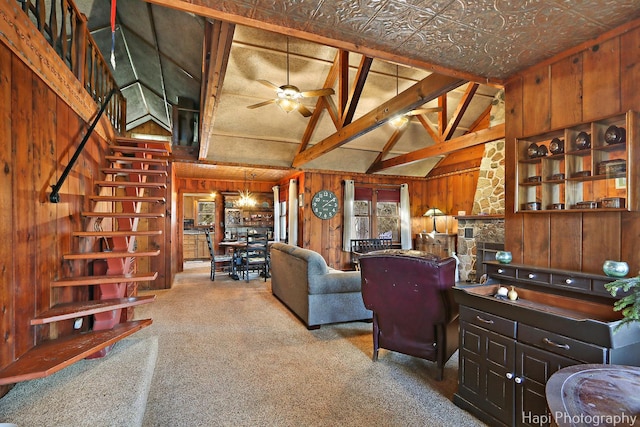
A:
[424,208,445,233]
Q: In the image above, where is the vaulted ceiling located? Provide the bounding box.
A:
[77,0,640,182]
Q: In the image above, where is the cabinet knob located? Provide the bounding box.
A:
[505,372,514,380]
[514,377,523,384]
[565,278,573,285]
[498,268,504,274]
[528,273,535,279]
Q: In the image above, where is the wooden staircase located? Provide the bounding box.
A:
[0,138,170,386]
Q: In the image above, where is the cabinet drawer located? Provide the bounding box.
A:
[460,306,516,338]
[517,268,550,284]
[518,324,606,363]
[550,273,591,291]
[486,263,516,279]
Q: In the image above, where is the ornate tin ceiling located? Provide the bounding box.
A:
[162,0,640,81]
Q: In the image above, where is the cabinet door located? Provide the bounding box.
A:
[515,342,576,427]
[459,321,516,426]
[183,235,196,259]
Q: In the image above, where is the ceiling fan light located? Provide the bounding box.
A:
[276,98,300,113]
[279,85,302,99]
[389,114,409,129]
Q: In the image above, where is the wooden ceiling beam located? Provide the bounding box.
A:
[368,123,505,173]
[366,126,408,174]
[337,50,349,118]
[442,82,479,140]
[438,95,447,137]
[296,54,341,155]
[199,20,235,160]
[342,56,373,126]
[416,114,443,144]
[292,74,465,168]
[466,102,492,132]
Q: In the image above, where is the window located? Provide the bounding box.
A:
[351,187,400,242]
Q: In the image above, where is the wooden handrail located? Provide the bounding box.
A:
[16,0,126,133]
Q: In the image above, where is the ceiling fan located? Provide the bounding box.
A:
[247,38,334,117]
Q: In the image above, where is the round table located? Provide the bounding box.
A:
[546,364,640,426]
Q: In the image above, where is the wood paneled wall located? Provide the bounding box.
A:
[1,42,110,371]
[295,169,479,270]
[505,22,640,275]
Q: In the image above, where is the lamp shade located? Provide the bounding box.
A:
[423,208,445,217]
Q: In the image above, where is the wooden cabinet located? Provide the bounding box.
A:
[223,193,274,240]
[516,110,639,212]
[415,233,456,258]
[457,306,605,427]
[453,262,640,427]
[183,232,210,260]
[458,307,516,426]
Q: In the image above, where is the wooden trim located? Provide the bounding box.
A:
[0,0,113,140]
[199,20,235,160]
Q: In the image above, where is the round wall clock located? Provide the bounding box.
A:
[311,190,339,219]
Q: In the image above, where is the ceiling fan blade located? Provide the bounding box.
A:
[406,106,443,116]
[300,88,335,98]
[247,99,276,109]
[257,80,281,91]
[297,105,313,117]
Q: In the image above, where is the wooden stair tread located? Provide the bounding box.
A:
[90,195,166,203]
[110,146,169,156]
[95,181,167,189]
[105,155,168,165]
[0,319,152,385]
[115,137,172,152]
[81,211,165,218]
[52,272,158,287]
[63,250,161,260]
[72,230,163,237]
[31,295,156,325]
[101,168,167,176]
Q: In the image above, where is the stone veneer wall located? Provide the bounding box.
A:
[456,217,505,282]
[472,89,505,215]
[455,89,506,281]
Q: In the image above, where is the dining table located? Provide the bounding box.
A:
[218,240,274,280]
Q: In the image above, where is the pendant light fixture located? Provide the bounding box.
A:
[389,65,409,129]
[237,171,257,208]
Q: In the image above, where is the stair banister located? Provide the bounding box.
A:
[49,88,116,203]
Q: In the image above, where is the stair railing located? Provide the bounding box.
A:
[16,0,126,133]
[50,88,116,203]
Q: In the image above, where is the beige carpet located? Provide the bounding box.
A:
[0,336,158,426]
[136,261,487,427]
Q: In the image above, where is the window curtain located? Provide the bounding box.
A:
[342,180,355,251]
[400,183,411,249]
[272,185,280,242]
[288,179,298,246]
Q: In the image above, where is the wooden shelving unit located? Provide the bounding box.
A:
[516,110,638,212]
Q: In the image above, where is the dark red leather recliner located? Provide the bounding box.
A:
[359,250,459,381]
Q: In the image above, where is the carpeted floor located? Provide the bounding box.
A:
[136,261,487,427]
